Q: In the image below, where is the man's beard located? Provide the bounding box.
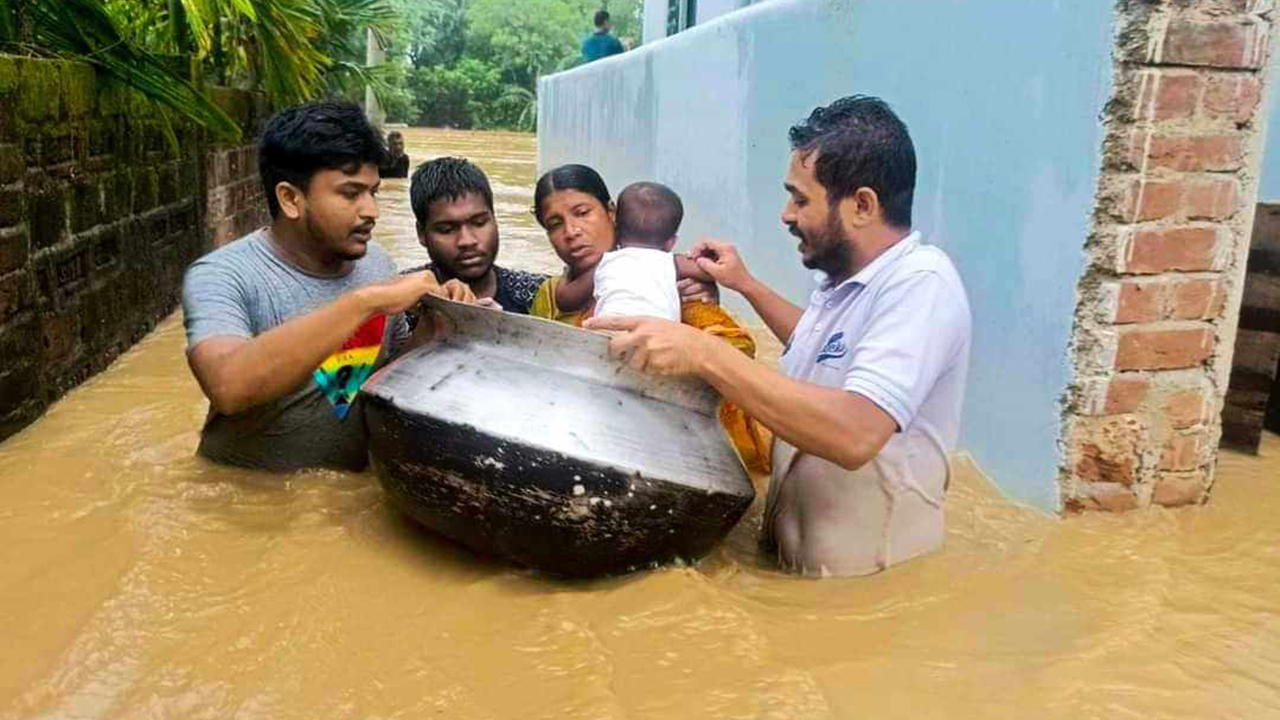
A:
[306,213,367,261]
[792,210,853,280]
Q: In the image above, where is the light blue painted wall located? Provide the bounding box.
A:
[1258,52,1280,202]
[538,0,1115,512]
[642,1,665,44]
[696,0,753,25]
[645,0,762,44]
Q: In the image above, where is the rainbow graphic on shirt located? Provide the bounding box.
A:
[313,314,387,420]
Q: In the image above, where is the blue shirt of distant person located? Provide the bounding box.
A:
[582,9,625,63]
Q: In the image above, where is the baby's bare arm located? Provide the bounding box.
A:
[555,267,596,312]
[674,253,714,283]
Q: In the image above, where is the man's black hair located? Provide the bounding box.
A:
[410,156,495,228]
[594,9,610,28]
[788,95,916,228]
[258,100,387,218]
[614,181,683,248]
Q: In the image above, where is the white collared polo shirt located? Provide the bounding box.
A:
[767,231,972,576]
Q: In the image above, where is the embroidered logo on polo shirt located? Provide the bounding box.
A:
[816,331,847,364]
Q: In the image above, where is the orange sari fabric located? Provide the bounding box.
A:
[680,302,772,475]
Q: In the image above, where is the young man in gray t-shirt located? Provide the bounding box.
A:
[182,101,473,472]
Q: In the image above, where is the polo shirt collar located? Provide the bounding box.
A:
[822,230,921,294]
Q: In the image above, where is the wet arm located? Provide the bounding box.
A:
[554,267,596,313]
[736,277,805,346]
[187,289,388,416]
[187,273,464,415]
[696,339,895,470]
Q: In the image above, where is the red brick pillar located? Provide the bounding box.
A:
[1061,0,1274,512]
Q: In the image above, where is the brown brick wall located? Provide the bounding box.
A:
[206,86,271,249]
[1060,0,1275,512]
[207,144,269,248]
[0,56,267,442]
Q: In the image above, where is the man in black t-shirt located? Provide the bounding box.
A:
[379,131,410,178]
[406,157,547,315]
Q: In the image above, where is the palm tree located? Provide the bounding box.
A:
[164,0,396,106]
[0,0,241,140]
[500,85,536,132]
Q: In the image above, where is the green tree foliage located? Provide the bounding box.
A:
[374,56,416,122]
[381,0,644,131]
[466,0,582,92]
[97,0,395,106]
[178,0,397,105]
[407,57,501,129]
[0,0,241,140]
[395,0,466,69]
[498,86,536,133]
[3,0,642,136]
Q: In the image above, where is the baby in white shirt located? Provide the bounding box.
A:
[555,181,712,320]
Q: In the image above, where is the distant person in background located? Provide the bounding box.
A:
[581,10,625,64]
[379,131,409,178]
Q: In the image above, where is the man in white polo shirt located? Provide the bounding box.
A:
[586,95,971,577]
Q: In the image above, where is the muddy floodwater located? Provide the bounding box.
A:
[3,128,1280,719]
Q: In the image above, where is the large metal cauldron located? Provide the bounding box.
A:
[362,296,756,578]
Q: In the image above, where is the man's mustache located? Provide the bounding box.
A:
[352,222,376,234]
[787,223,803,240]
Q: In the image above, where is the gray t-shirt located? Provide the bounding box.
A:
[181,229,405,471]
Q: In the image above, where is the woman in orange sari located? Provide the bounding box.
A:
[528,164,771,474]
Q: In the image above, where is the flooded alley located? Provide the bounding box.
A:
[2,130,1279,720]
